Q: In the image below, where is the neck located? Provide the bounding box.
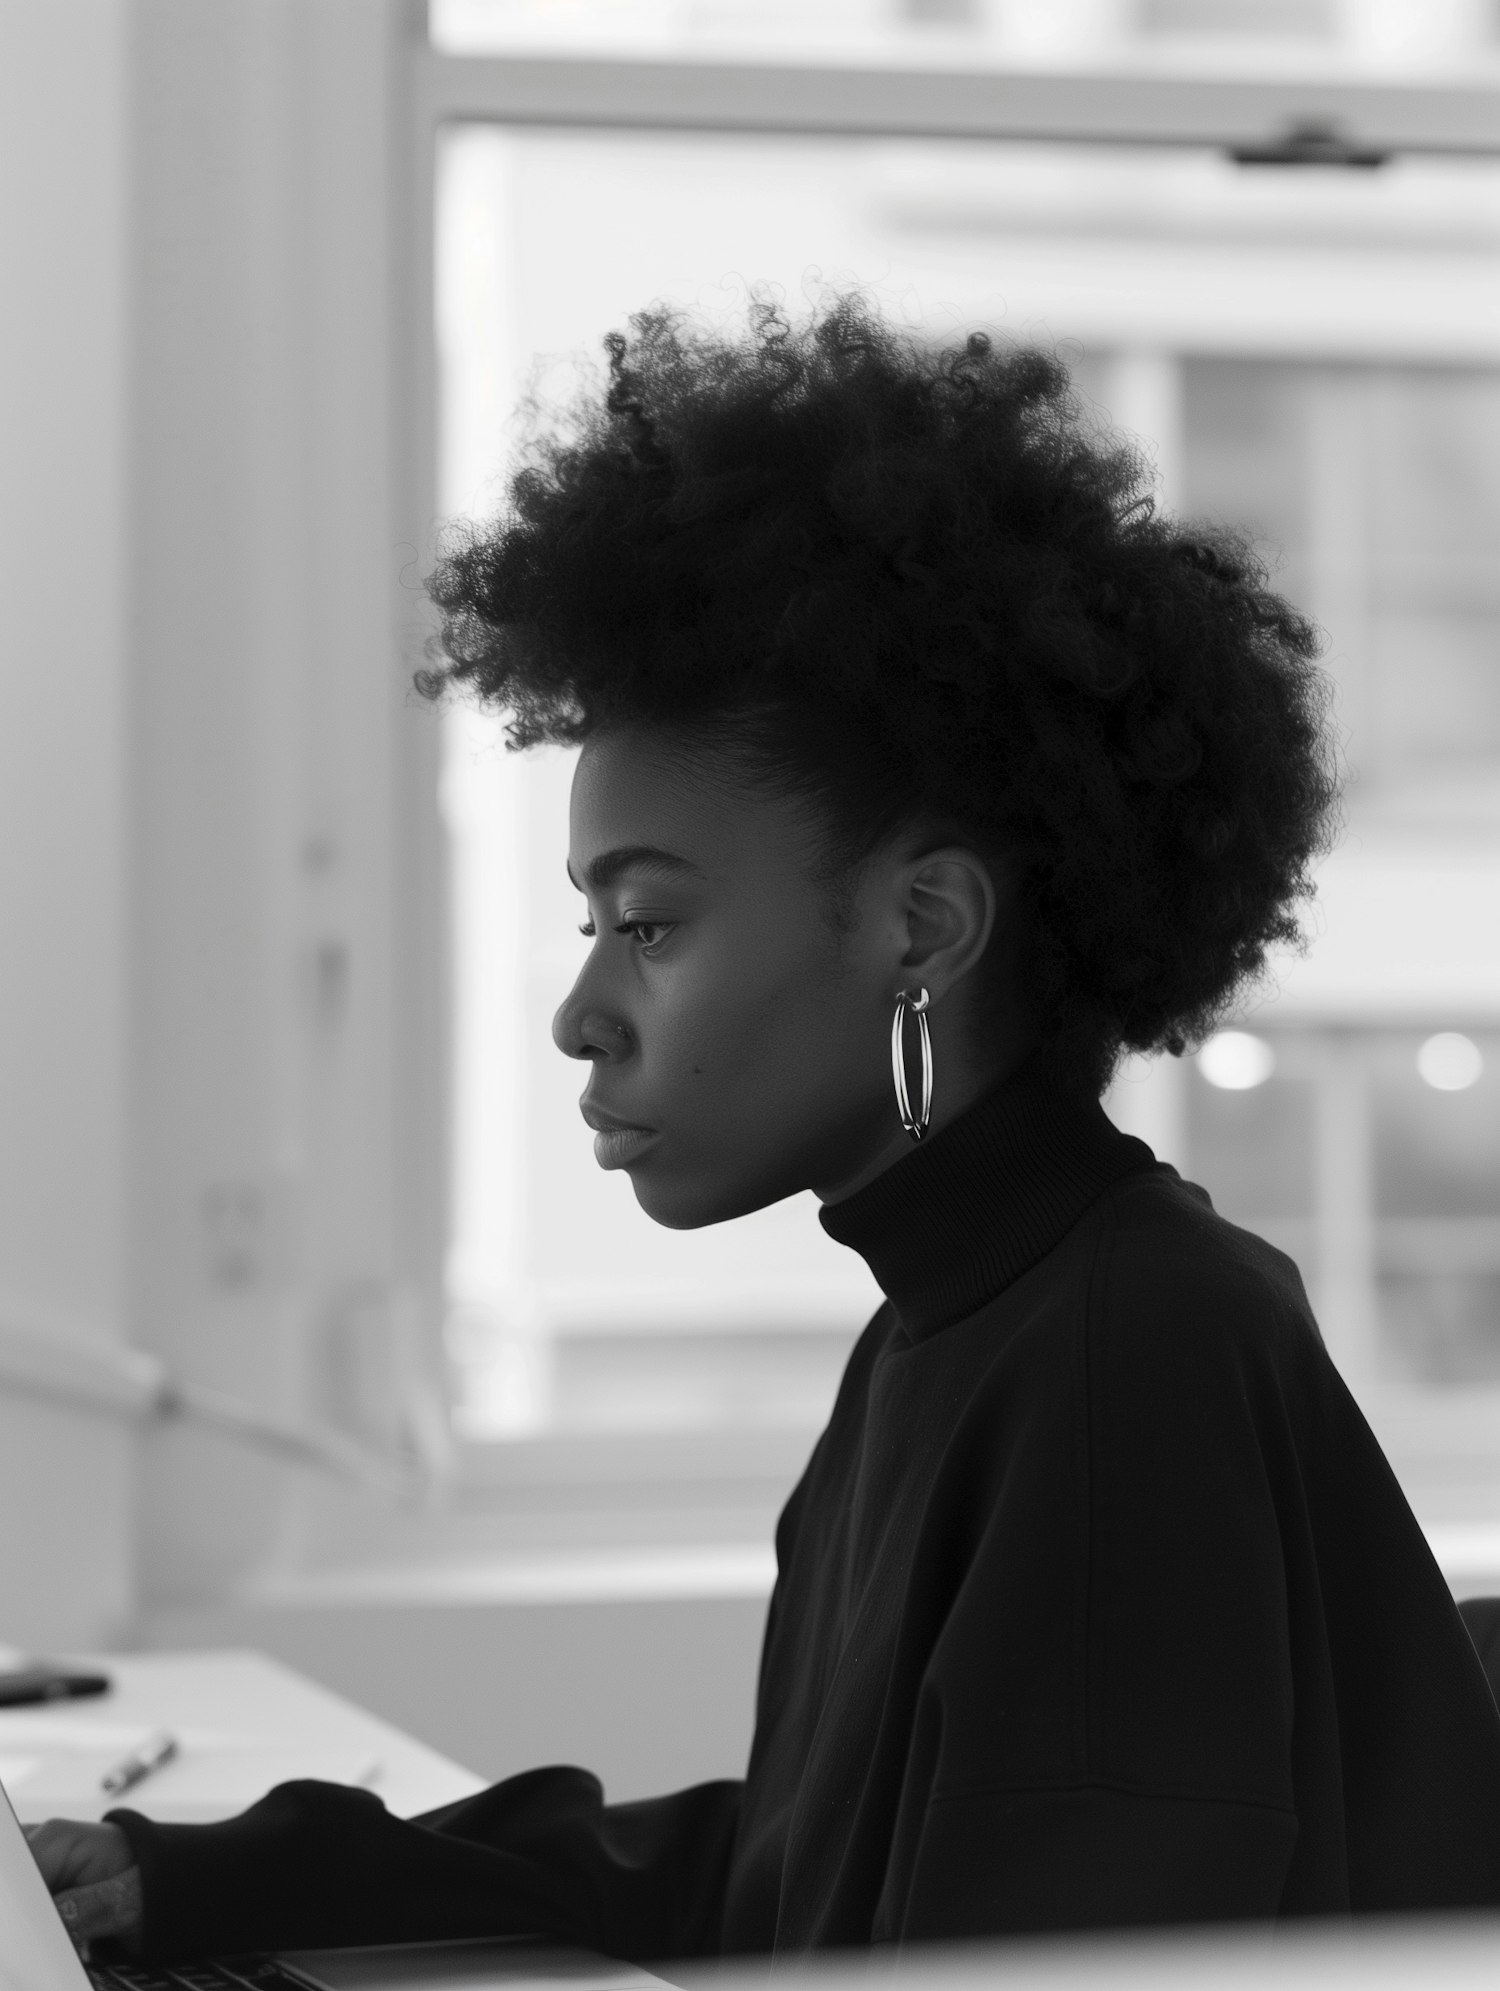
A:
[816,1016,1038,1206]
[818,1055,1155,1337]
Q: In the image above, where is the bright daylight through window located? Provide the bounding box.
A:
[431,1,1500,1554]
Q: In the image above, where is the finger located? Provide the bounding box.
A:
[54,1866,143,1945]
[23,1820,79,1885]
[24,1819,95,1889]
[25,1818,132,1891]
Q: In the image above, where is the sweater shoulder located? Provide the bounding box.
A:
[1082,1163,1323,1377]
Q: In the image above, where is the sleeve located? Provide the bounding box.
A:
[893,1787,1298,1940]
[109,1766,743,1965]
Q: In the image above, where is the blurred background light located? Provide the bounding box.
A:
[1417,1031,1485,1091]
[1198,1031,1278,1091]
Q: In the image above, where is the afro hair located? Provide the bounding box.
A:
[420,293,1337,1094]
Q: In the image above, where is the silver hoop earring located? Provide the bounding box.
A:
[891,987,933,1143]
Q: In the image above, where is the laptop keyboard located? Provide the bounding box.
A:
[87,1960,308,1990]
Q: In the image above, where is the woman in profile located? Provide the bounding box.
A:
[33,295,1500,1961]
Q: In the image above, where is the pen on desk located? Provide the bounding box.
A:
[100,1729,178,1797]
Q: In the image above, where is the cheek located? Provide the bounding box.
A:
[645,975,784,1086]
[647,943,870,1105]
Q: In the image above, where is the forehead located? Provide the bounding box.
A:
[568,726,814,883]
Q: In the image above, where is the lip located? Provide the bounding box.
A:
[580,1101,654,1135]
[580,1100,659,1170]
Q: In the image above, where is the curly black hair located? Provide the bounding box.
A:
[420,294,1337,1095]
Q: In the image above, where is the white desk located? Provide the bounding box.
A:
[0,1650,682,1991]
[1,1648,486,1825]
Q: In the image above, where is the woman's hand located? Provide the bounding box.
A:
[24,1818,143,1949]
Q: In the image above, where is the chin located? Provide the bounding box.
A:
[628,1176,740,1230]
[627,1159,788,1231]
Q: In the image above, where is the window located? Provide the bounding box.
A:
[420,7,1500,1556]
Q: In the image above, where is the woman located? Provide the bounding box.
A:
[32,296,1500,1962]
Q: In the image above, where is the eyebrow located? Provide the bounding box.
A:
[566,845,707,893]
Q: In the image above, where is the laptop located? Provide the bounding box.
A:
[0,1771,672,1991]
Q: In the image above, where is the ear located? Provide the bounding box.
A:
[896,845,1000,1002]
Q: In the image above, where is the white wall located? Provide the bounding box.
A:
[0,0,440,1645]
[129,0,443,1610]
[0,0,135,1649]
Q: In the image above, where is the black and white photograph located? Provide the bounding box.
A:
[4,4,1500,1988]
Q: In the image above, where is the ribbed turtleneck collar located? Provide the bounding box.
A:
[819,1055,1157,1340]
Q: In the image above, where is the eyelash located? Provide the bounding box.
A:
[577,918,673,954]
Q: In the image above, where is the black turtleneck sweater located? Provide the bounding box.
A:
[115,1064,1500,1962]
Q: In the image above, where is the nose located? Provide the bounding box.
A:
[552,971,632,1063]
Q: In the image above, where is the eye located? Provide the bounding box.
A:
[618,918,673,952]
[576,917,674,952]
